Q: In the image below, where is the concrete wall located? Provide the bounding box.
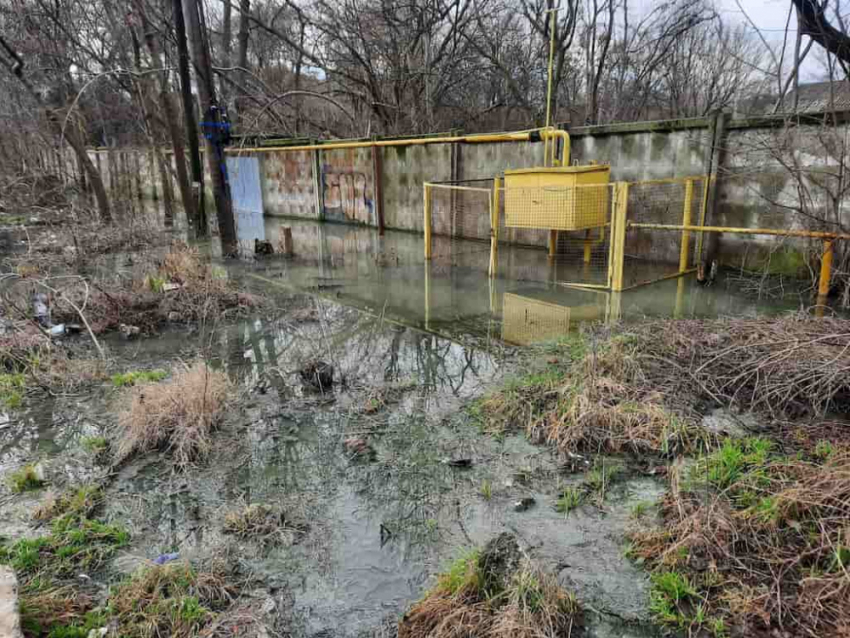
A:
[461,141,544,180]
[382,144,452,232]
[320,147,375,224]
[570,127,709,182]
[83,111,850,270]
[262,149,315,219]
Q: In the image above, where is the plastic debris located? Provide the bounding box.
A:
[152,552,180,565]
[32,293,50,326]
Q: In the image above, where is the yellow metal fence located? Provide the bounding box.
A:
[424,175,843,298]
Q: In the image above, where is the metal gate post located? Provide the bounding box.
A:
[816,239,834,317]
[611,182,629,292]
[679,179,694,273]
[424,183,433,260]
[489,177,501,278]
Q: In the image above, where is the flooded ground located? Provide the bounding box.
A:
[246,217,812,347]
[0,216,830,637]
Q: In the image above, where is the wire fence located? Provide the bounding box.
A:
[621,177,707,289]
[428,181,493,268]
[423,174,842,297]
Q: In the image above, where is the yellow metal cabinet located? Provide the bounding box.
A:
[503,165,610,230]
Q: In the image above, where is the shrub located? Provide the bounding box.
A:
[116,361,231,467]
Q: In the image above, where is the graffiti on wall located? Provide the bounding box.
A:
[322,170,374,224]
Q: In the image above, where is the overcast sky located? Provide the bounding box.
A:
[641,0,833,82]
[718,0,836,80]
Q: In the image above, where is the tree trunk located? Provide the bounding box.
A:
[221,0,232,109]
[137,1,195,228]
[183,0,238,255]
[57,113,112,223]
[235,0,250,123]
[172,0,207,237]
[0,38,109,221]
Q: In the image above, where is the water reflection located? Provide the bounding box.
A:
[239,218,812,348]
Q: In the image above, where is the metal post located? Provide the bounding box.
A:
[583,229,592,264]
[489,177,501,278]
[312,148,323,220]
[607,291,622,323]
[424,183,432,260]
[696,177,709,261]
[544,8,557,167]
[548,230,558,259]
[424,261,432,329]
[679,179,694,273]
[611,182,629,292]
[372,144,384,234]
[819,239,834,298]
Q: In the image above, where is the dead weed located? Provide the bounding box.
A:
[116,361,232,468]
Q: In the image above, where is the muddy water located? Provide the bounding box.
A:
[0,287,663,637]
[246,218,812,347]
[1,218,810,637]
[98,298,664,637]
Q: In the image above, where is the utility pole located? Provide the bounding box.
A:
[172,0,207,238]
[183,0,237,254]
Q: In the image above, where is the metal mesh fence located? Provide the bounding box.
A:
[495,184,614,287]
[621,178,706,289]
[429,181,493,265]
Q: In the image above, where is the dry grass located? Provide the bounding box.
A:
[33,485,103,522]
[222,503,300,545]
[47,242,262,335]
[18,584,95,635]
[476,335,708,459]
[629,443,850,637]
[106,561,236,638]
[399,534,580,638]
[479,315,850,461]
[116,361,232,468]
[623,314,850,419]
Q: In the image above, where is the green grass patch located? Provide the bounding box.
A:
[813,439,835,461]
[0,514,128,579]
[0,372,25,409]
[0,215,28,226]
[33,486,103,523]
[80,436,109,454]
[479,480,492,500]
[555,487,584,514]
[552,332,588,361]
[690,437,774,494]
[649,571,699,628]
[18,561,233,638]
[106,562,232,637]
[143,275,167,293]
[630,500,654,520]
[8,464,45,493]
[110,369,168,388]
[432,548,482,597]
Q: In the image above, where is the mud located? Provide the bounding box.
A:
[0,220,825,637]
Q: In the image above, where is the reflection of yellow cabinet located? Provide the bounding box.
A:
[504,165,610,230]
[501,293,602,345]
